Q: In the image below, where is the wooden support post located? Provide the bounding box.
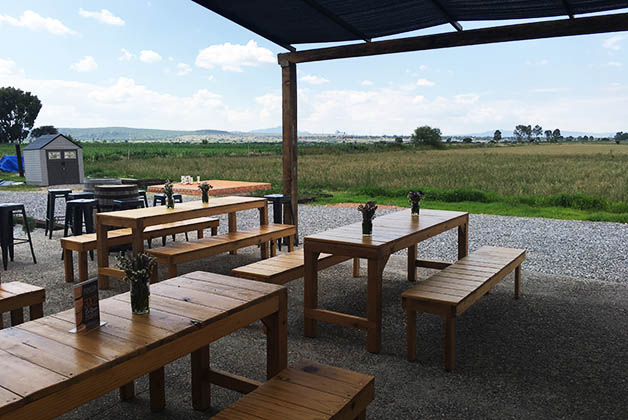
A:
[264,289,288,378]
[10,309,24,326]
[353,258,360,277]
[63,249,74,283]
[197,229,204,239]
[406,309,416,361]
[514,265,521,299]
[228,212,237,255]
[78,251,88,284]
[149,367,165,412]
[303,249,319,338]
[408,244,417,282]
[119,382,135,401]
[282,62,298,238]
[96,218,109,289]
[29,303,43,320]
[457,216,469,259]
[366,258,383,353]
[191,345,210,410]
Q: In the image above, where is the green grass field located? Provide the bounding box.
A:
[2,142,627,223]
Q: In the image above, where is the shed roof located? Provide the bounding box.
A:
[193,0,628,50]
[23,134,81,150]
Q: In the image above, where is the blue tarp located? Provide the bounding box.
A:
[0,155,24,173]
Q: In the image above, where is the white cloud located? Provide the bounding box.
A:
[176,63,192,76]
[606,61,623,67]
[603,35,626,51]
[0,58,22,77]
[416,78,435,87]
[300,74,329,85]
[78,8,124,26]
[207,75,214,81]
[418,65,427,71]
[168,57,174,62]
[533,87,569,93]
[0,10,75,35]
[70,56,98,72]
[139,50,162,63]
[195,40,274,72]
[118,48,135,61]
[361,80,374,86]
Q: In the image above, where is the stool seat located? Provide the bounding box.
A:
[112,199,145,211]
[153,193,183,206]
[264,194,298,248]
[67,192,94,200]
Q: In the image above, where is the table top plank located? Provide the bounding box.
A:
[182,271,285,294]
[16,317,141,361]
[0,329,106,378]
[0,350,68,398]
[112,294,221,324]
[100,298,195,333]
[150,283,251,313]
[0,387,20,412]
[170,277,270,302]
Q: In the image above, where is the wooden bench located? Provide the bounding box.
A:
[402,246,526,371]
[60,217,219,283]
[147,223,296,279]
[232,248,361,284]
[211,360,374,420]
[0,281,45,329]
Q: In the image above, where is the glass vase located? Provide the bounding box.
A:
[411,201,421,217]
[130,278,150,315]
[166,195,175,209]
[362,219,373,236]
[201,191,209,204]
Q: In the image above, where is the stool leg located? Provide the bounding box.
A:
[45,194,51,236]
[84,206,95,261]
[8,212,15,262]
[22,208,36,264]
[162,236,166,246]
[63,205,71,237]
[1,209,9,270]
[184,232,189,241]
[48,194,55,239]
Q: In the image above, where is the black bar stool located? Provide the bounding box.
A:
[45,189,71,239]
[112,199,145,211]
[0,203,37,270]
[62,199,99,261]
[152,193,186,245]
[67,192,94,200]
[138,190,149,208]
[153,193,183,206]
[264,194,298,249]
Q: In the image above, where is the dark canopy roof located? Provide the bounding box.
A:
[193,0,628,50]
[24,134,80,150]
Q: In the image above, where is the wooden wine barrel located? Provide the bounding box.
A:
[84,178,121,192]
[94,184,139,212]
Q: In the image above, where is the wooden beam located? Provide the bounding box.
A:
[429,0,463,32]
[278,12,628,65]
[301,0,371,42]
[281,63,298,235]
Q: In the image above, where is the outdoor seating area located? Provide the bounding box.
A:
[0,192,627,419]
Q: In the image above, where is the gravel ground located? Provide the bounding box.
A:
[1,189,628,419]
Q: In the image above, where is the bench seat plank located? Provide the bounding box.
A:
[0,282,45,329]
[402,246,526,371]
[212,361,374,420]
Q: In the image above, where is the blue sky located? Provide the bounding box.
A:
[1,1,627,135]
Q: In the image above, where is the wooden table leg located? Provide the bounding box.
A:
[150,366,165,412]
[264,289,288,378]
[366,258,383,353]
[96,219,109,289]
[29,303,43,320]
[119,382,135,401]
[132,223,145,255]
[197,229,204,239]
[458,216,469,259]
[444,314,456,372]
[353,258,360,277]
[408,244,417,282]
[63,249,74,283]
[192,345,210,410]
[10,309,24,326]
[228,212,237,255]
[304,249,319,338]
[78,251,88,283]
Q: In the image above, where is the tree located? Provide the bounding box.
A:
[615,132,628,144]
[493,130,502,142]
[411,126,442,147]
[30,125,58,138]
[544,130,553,142]
[532,125,543,141]
[513,124,532,142]
[394,136,403,144]
[0,87,42,144]
[462,137,473,144]
[552,128,562,142]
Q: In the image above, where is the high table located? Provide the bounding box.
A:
[0,271,287,420]
[303,208,469,353]
[96,196,268,288]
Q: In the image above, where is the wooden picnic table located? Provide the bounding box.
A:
[0,271,287,420]
[96,196,268,288]
[303,208,469,353]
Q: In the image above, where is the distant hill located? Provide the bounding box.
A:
[458,130,615,138]
[58,127,230,141]
[248,126,311,135]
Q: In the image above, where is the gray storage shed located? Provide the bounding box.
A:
[23,134,85,186]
